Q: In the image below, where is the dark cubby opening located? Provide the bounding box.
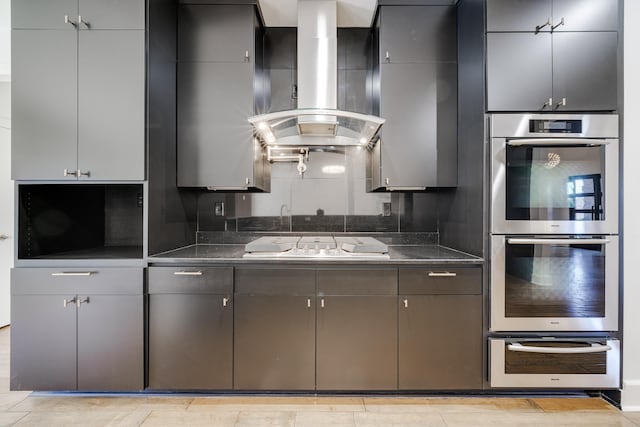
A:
[18,184,143,259]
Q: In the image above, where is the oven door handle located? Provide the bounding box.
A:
[507,343,612,354]
[506,238,611,245]
[506,138,609,146]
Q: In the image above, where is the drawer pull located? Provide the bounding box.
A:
[77,296,90,308]
[403,298,408,309]
[173,271,203,276]
[320,298,325,309]
[52,272,94,277]
[427,272,457,277]
[222,297,229,307]
[307,298,311,308]
[507,343,612,354]
[63,297,76,308]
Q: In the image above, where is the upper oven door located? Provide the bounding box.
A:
[490,114,619,235]
[490,235,619,332]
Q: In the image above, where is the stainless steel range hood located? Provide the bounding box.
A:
[249,0,384,147]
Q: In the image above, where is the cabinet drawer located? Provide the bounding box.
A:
[317,269,397,295]
[11,268,143,295]
[399,267,481,295]
[149,267,233,294]
[235,268,315,295]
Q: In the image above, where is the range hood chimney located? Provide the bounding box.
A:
[249,0,384,147]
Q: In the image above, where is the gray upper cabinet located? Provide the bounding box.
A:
[11,30,78,180]
[12,0,145,30]
[368,5,457,191]
[486,0,552,32]
[486,0,619,111]
[12,0,78,29]
[552,32,618,111]
[379,6,456,63]
[78,30,145,180]
[486,33,553,112]
[177,4,269,190]
[77,0,145,30]
[486,0,617,32]
[178,5,254,62]
[10,0,146,180]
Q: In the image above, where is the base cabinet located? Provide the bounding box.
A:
[10,268,144,391]
[233,268,316,390]
[316,269,398,390]
[148,267,233,390]
[398,267,483,390]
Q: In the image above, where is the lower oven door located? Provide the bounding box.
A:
[490,235,618,332]
[490,338,620,388]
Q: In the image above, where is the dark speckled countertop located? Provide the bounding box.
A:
[149,243,483,265]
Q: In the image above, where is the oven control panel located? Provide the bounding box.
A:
[529,119,582,134]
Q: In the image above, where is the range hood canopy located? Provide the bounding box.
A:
[249,0,385,146]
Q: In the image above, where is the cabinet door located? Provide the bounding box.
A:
[177,62,255,188]
[379,62,437,188]
[78,30,145,180]
[552,0,619,32]
[178,5,254,63]
[399,295,482,390]
[486,0,552,32]
[11,30,78,180]
[486,33,552,111]
[78,0,145,30]
[149,294,233,390]
[552,32,618,111]
[77,295,143,391]
[11,0,78,29]
[316,296,397,390]
[234,295,316,390]
[379,6,456,63]
[10,294,77,390]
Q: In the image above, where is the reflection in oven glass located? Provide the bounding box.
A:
[506,146,604,221]
[505,243,605,318]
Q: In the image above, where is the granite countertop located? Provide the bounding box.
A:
[149,243,483,265]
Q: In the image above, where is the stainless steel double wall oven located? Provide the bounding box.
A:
[489,114,620,389]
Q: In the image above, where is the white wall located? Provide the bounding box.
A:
[0,0,10,327]
[622,0,640,411]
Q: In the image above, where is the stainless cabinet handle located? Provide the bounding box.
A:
[223,297,229,307]
[77,296,90,308]
[551,17,565,31]
[403,298,408,309]
[544,98,553,108]
[0,234,10,241]
[320,298,325,308]
[78,15,90,28]
[428,272,457,277]
[78,170,91,178]
[245,177,250,186]
[63,297,76,308]
[385,177,390,186]
[244,50,250,61]
[173,271,203,276]
[52,272,94,277]
[555,98,567,109]
[507,238,610,245]
[508,342,611,354]
[307,298,311,308]
[507,138,609,146]
[63,168,78,177]
[64,15,77,27]
[385,51,390,62]
[535,18,551,33]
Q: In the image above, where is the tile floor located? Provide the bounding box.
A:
[0,326,638,426]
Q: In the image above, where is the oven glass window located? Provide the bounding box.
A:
[505,342,607,374]
[506,146,605,221]
[505,242,605,318]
